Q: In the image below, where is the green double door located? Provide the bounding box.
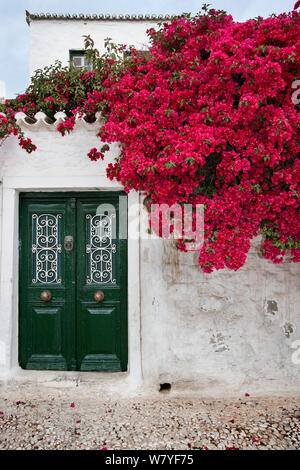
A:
[19,192,128,372]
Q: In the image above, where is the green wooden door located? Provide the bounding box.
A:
[19,192,128,372]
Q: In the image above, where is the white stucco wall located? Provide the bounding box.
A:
[141,234,300,396]
[0,116,142,389]
[0,119,299,395]
[0,115,116,177]
[29,19,156,77]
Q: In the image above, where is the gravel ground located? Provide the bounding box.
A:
[0,384,300,450]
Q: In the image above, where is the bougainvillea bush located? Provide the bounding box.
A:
[0,5,299,273]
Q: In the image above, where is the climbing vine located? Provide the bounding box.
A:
[0,5,299,273]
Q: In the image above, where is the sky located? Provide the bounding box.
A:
[0,0,297,98]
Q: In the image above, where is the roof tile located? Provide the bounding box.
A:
[26,10,175,25]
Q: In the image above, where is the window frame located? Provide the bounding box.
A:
[69,50,92,71]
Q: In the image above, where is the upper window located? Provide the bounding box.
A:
[69,50,93,71]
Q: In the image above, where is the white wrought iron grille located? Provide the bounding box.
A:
[86,214,116,284]
[32,214,62,284]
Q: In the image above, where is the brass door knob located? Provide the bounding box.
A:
[40,290,52,302]
[94,291,104,302]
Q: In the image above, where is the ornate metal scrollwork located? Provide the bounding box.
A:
[32,214,62,284]
[86,214,116,284]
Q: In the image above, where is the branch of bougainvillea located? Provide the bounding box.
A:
[0,113,36,153]
[96,7,300,272]
[0,6,299,273]
[294,1,300,10]
[57,117,76,135]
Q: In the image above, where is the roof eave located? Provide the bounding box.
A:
[25,11,176,25]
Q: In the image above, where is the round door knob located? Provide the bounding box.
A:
[94,291,104,302]
[40,290,52,302]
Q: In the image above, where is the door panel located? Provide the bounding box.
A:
[76,196,127,371]
[19,193,127,372]
[32,307,63,355]
[19,198,76,370]
[77,305,121,371]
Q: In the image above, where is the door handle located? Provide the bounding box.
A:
[94,291,104,302]
[64,236,74,254]
[40,290,52,302]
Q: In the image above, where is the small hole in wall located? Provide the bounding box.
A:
[159,383,171,393]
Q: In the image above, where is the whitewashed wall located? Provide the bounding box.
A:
[0,116,116,177]
[0,117,141,387]
[141,235,300,396]
[0,122,299,395]
[29,19,156,76]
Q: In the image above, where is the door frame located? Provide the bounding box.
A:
[19,191,128,372]
[0,176,142,387]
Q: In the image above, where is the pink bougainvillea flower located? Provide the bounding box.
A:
[245,393,250,397]
[0,411,3,415]
[76,420,81,424]
[70,402,75,408]
[252,438,259,443]
[204,446,209,450]
[87,147,104,161]
[187,443,192,449]
[294,1,300,9]
[101,448,108,450]
[229,419,235,424]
